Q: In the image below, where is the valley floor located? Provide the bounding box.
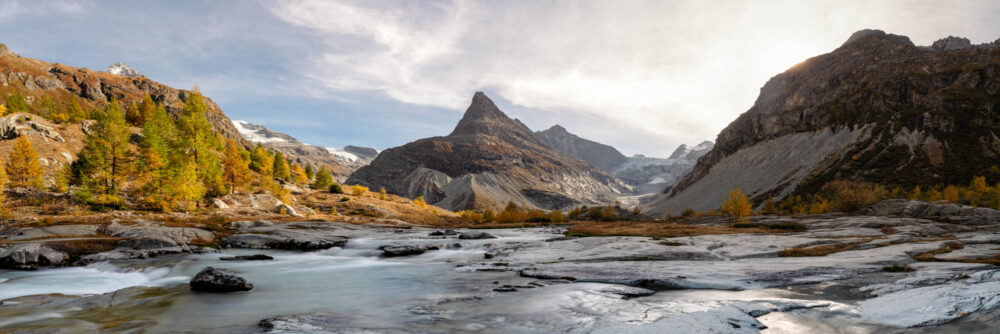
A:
[2,200,1000,332]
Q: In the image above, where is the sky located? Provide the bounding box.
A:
[1,0,998,156]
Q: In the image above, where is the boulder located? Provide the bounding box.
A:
[429,229,459,236]
[189,267,254,292]
[379,245,439,257]
[275,203,303,217]
[0,113,64,142]
[458,232,497,240]
[220,254,274,261]
[103,220,215,251]
[211,198,230,209]
[861,199,1000,224]
[0,243,67,270]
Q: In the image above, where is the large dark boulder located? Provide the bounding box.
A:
[379,245,439,257]
[190,267,254,292]
[458,232,497,240]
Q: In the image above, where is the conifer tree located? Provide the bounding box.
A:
[305,164,314,180]
[249,143,269,173]
[125,101,142,126]
[66,97,86,122]
[138,104,203,211]
[291,162,308,185]
[138,95,156,126]
[76,100,133,199]
[721,188,752,224]
[222,138,252,194]
[273,151,290,180]
[6,136,44,189]
[6,92,29,113]
[312,165,334,190]
[0,161,6,205]
[176,90,224,196]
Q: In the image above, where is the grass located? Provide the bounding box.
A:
[44,238,121,256]
[732,221,807,232]
[565,221,773,238]
[779,240,869,257]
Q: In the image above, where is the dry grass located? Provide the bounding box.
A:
[779,240,870,257]
[565,221,773,238]
[44,238,121,256]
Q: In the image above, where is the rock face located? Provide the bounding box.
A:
[190,267,254,292]
[862,199,1000,224]
[232,120,354,179]
[347,92,629,210]
[534,124,627,172]
[646,29,1000,213]
[0,113,64,142]
[0,243,67,270]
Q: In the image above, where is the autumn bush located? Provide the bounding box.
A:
[721,188,751,223]
[351,184,368,196]
[413,195,428,209]
[820,180,880,213]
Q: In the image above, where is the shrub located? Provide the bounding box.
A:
[526,209,550,222]
[761,197,778,214]
[549,210,565,223]
[820,180,878,213]
[329,183,343,194]
[340,196,350,202]
[378,187,387,200]
[482,207,496,222]
[631,207,641,215]
[568,207,583,219]
[681,208,696,217]
[351,184,369,196]
[721,188,751,223]
[497,202,527,223]
[883,264,915,272]
[413,196,428,209]
[458,210,483,222]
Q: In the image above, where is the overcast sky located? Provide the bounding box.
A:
[2,0,998,156]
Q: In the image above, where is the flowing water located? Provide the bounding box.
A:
[0,228,996,333]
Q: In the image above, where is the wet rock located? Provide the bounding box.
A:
[860,271,1000,327]
[0,224,100,241]
[103,220,214,251]
[458,232,496,240]
[190,267,254,292]
[380,245,439,257]
[0,243,67,270]
[428,229,458,236]
[220,254,274,261]
[862,199,1000,224]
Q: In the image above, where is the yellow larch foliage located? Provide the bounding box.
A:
[222,138,252,194]
[721,187,752,223]
[6,136,44,189]
[291,162,308,185]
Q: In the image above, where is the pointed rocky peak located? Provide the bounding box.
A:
[545,124,568,133]
[931,36,972,51]
[838,29,915,51]
[449,92,533,138]
[108,62,143,78]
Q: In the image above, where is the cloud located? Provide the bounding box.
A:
[268,0,1000,156]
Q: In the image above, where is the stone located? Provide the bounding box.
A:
[0,243,67,270]
[0,113,64,142]
[274,203,302,217]
[220,254,274,261]
[189,267,253,292]
[458,232,497,240]
[380,245,439,257]
[212,198,229,209]
[428,229,459,236]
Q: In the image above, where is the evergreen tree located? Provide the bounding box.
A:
[6,92,29,113]
[313,165,334,190]
[0,160,6,205]
[291,162,308,185]
[176,90,224,196]
[66,97,86,122]
[249,143,269,172]
[125,101,142,126]
[138,95,156,126]
[305,164,314,180]
[273,151,290,180]
[76,100,133,200]
[222,138,252,194]
[6,136,44,189]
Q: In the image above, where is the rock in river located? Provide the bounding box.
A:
[458,232,497,240]
[220,254,274,261]
[190,266,254,292]
[380,245,439,257]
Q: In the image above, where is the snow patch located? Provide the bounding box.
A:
[325,147,359,162]
[232,120,288,144]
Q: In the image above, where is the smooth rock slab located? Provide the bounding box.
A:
[458,232,497,240]
[190,267,254,292]
[860,274,1000,327]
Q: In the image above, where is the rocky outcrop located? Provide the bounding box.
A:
[861,199,1000,224]
[104,220,214,251]
[0,113,64,142]
[0,243,67,270]
[647,29,1000,213]
[107,62,143,78]
[347,92,629,210]
[458,231,496,240]
[222,221,354,250]
[190,267,254,292]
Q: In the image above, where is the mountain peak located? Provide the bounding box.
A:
[931,36,972,51]
[108,62,143,78]
[0,43,12,57]
[450,92,532,138]
[839,29,915,50]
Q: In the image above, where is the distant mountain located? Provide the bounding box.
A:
[534,124,712,195]
[232,120,373,178]
[612,141,713,194]
[535,125,627,172]
[347,92,629,210]
[107,62,143,78]
[645,29,1000,213]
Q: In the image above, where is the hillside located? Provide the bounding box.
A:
[231,120,373,180]
[535,125,628,172]
[646,30,1000,213]
[347,92,629,210]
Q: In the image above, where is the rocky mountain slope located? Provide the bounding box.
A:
[347,92,629,210]
[535,125,627,172]
[646,29,1000,213]
[231,120,373,179]
[535,124,712,194]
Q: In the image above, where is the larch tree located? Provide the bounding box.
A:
[721,187,752,224]
[66,96,86,122]
[176,90,224,196]
[222,138,252,194]
[6,136,44,189]
[304,164,314,180]
[75,100,133,199]
[291,162,308,185]
[6,92,29,113]
[273,151,290,181]
[0,161,6,204]
[139,104,203,211]
[313,165,333,190]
